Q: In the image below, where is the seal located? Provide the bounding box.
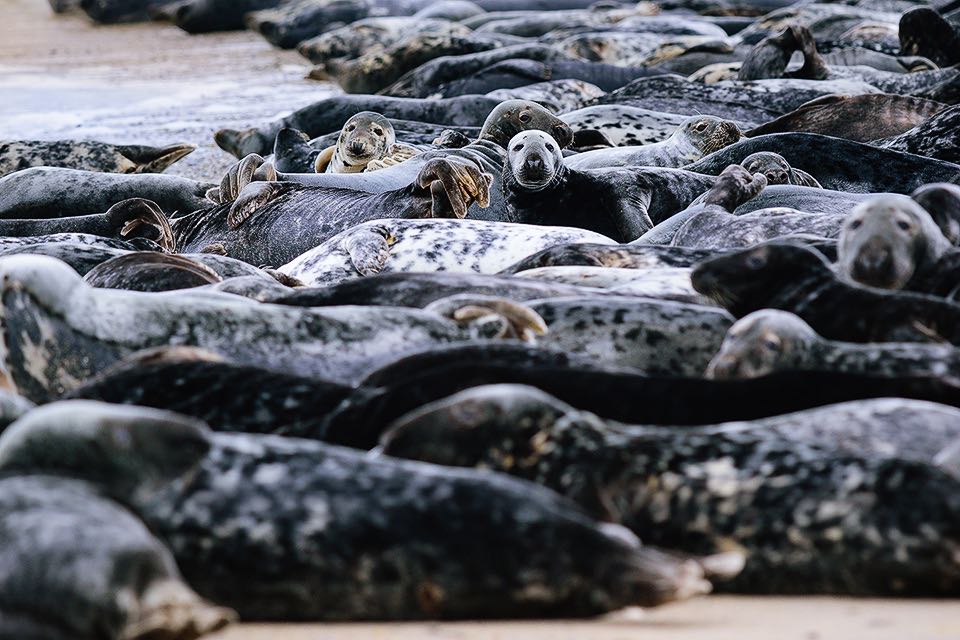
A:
[80,0,180,23]
[691,240,960,344]
[379,384,960,596]
[500,130,717,241]
[706,309,960,381]
[508,266,708,304]
[875,104,960,164]
[278,217,616,287]
[837,195,952,290]
[313,112,400,174]
[560,105,689,147]
[0,400,723,619]
[0,234,162,275]
[0,254,545,400]
[564,116,742,170]
[155,0,286,34]
[911,182,960,245]
[0,167,213,219]
[744,94,947,143]
[499,243,721,274]
[739,152,821,187]
[271,127,320,173]
[899,6,960,67]
[215,94,503,159]
[669,205,845,250]
[0,140,195,178]
[82,252,223,292]
[0,470,234,639]
[0,197,175,250]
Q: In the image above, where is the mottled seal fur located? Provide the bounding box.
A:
[0,168,213,219]
[692,241,960,344]
[82,252,223,292]
[0,140,195,178]
[560,105,689,147]
[875,104,960,165]
[0,255,544,400]
[499,243,720,274]
[380,385,960,596]
[0,400,720,619]
[564,116,742,169]
[837,196,952,290]
[278,218,615,287]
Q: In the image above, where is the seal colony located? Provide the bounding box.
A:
[6,0,960,635]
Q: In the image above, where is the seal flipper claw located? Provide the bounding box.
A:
[108,198,176,252]
[343,227,392,276]
[227,182,283,229]
[704,165,768,211]
[415,158,492,219]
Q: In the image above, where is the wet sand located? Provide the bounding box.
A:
[2,2,958,638]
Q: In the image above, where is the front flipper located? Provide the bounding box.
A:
[365,143,422,172]
[425,294,548,343]
[207,154,277,204]
[342,226,394,276]
[108,198,176,251]
[227,181,285,229]
[414,158,492,219]
[704,165,768,211]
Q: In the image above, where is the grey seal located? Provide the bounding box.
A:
[0,140,195,178]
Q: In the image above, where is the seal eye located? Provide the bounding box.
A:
[545,143,556,152]
[347,125,356,132]
[372,127,383,136]
[694,122,707,132]
[512,143,524,152]
[849,219,862,230]
[762,337,782,352]
[519,112,532,123]
[745,253,767,270]
[896,220,912,232]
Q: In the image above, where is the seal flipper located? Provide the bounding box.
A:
[273,128,320,174]
[106,198,176,252]
[214,127,268,159]
[121,579,235,640]
[313,146,336,173]
[424,294,548,343]
[342,227,393,276]
[228,181,285,229]
[210,154,278,205]
[791,168,822,189]
[117,143,197,174]
[414,158,492,219]
[704,165,768,211]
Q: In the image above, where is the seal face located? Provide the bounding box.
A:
[706,309,819,379]
[507,130,564,191]
[322,111,397,173]
[838,196,950,290]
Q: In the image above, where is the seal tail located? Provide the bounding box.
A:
[118,143,197,173]
[107,198,177,252]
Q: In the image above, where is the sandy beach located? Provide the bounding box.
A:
[1,2,958,638]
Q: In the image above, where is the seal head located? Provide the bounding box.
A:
[321,111,396,173]
[838,196,951,290]
[706,310,819,379]
[506,131,566,192]
[676,115,742,157]
[480,100,573,150]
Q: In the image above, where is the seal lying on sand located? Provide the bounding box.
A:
[706,309,960,381]
[0,400,729,619]
[0,255,545,400]
[379,385,960,596]
[0,140,195,178]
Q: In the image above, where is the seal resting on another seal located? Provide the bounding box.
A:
[837,195,952,290]
[0,140,195,178]
[706,309,960,382]
[739,152,821,187]
[313,111,406,173]
[692,241,960,344]
[379,384,960,596]
[0,400,723,619]
[564,115,742,169]
[500,131,717,241]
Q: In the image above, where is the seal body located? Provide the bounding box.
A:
[0,140,195,178]
[319,112,397,174]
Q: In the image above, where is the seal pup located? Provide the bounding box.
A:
[0,255,547,400]
[564,116,742,169]
[745,94,947,143]
[500,131,717,241]
[706,309,960,382]
[691,241,960,344]
[0,167,213,219]
[379,385,960,595]
[278,218,616,288]
[0,140,195,178]
[313,112,401,173]
[837,195,952,291]
[0,400,722,619]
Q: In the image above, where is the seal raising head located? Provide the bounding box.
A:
[740,152,821,188]
[675,115,742,158]
[506,131,565,192]
[706,309,819,379]
[838,195,951,290]
[318,111,396,173]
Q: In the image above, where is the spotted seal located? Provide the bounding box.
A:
[313,112,400,174]
[560,105,689,147]
[0,400,723,619]
[564,116,742,169]
[499,243,721,273]
[379,385,960,595]
[739,152,821,187]
[0,254,545,400]
[691,241,960,344]
[278,218,615,287]
[500,130,717,241]
[745,94,947,143]
[0,140,195,178]
[837,195,952,290]
[706,309,960,382]
[0,168,213,219]
[875,104,960,164]
[508,267,707,304]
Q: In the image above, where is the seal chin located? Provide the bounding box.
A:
[515,175,555,192]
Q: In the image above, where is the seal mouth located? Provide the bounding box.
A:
[515,166,556,191]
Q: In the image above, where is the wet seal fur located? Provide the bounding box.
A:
[380,385,960,595]
[0,400,723,619]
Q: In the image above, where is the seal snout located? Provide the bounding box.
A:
[850,238,896,288]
